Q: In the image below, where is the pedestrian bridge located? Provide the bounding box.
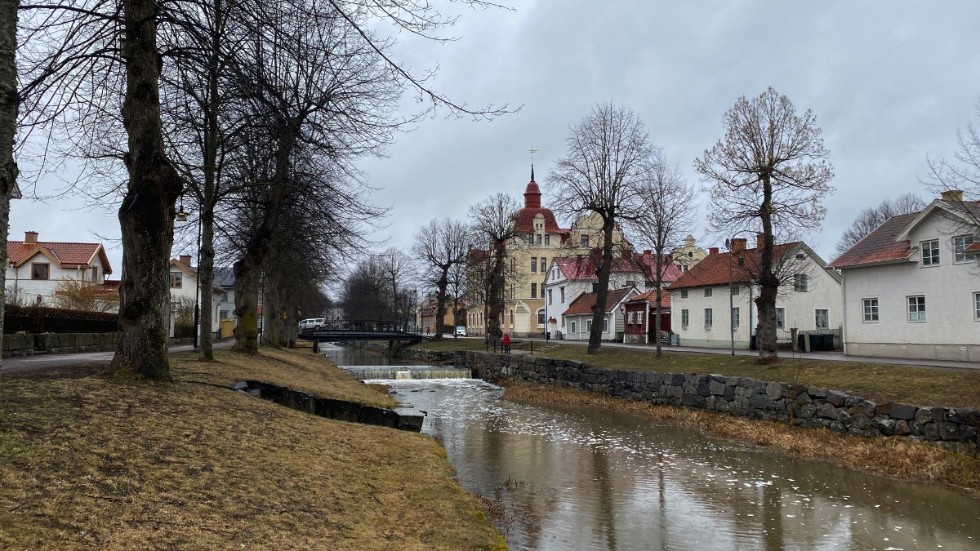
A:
[298,320,423,343]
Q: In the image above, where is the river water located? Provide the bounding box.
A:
[325,345,979,551]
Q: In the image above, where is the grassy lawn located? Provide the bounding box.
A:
[0,349,505,550]
[418,338,980,409]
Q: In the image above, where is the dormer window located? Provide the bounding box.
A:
[31,263,50,280]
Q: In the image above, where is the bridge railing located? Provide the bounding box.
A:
[311,320,420,334]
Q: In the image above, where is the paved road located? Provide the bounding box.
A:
[0,340,235,375]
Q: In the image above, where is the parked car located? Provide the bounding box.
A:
[299,318,325,331]
[454,326,467,337]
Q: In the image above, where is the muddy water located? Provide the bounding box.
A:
[327,346,979,550]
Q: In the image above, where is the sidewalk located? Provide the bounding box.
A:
[516,337,980,371]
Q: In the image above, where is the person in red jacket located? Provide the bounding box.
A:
[502,333,511,354]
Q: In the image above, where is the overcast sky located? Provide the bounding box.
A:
[10,0,980,278]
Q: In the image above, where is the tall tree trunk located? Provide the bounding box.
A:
[588,217,616,354]
[232,252,261,354]
[112,0,183,379]
[0,0,19,368]
[198,209,215,360]
[433,271,448,340]
[486,247,505,340]
[756,174,778,361]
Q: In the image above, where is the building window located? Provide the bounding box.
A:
[776,308,785,329]
[680,290,688,299]
[90,266,98,281]
[953,235,975,262]
[681,309,689,328]
[581,235,589,247]
[530,258,537,273]
[537,309,545,325]
[704,288,712,297]
[732,307,740,328]
[815,309,829,329]
[704,308,713,328]
[548,289,553,305]
[907,295,926,322]
[793,274,808,292]
[220,309,230,320]
[531,283,537,298]
[603,318,608,332]
[560,287,565,303]
[863,298,879,322]
[540,257,547,271]
[571,321,577,333]
[170,271,183,288]
[510,310,514,324]
[921,240,940,266]
[587,319,592,332]
[31,263,50,280]
[732,285,739,296]
[638,312,644,326]
[628,311,635,324]
[975,292,980,321]
[536,234,542,245]
[544,235,550,246]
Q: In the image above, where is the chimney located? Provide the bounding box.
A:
[24,231,37,244]
[708,247,719,255]
[755,233,766,250]
[731,238,747,254]
[179,254,192,266]
[941,189,964,203]
[643,249,651,255]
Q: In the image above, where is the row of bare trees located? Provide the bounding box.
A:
[1,1,508,376]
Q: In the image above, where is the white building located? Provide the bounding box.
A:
[542,251,682,339]
[561,286,638,342]
[169,255,223,339]
[830,192,979,362]
[5,231,113,306]
[669,238,843,350]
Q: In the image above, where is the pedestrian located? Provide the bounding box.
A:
[502,332,511,354]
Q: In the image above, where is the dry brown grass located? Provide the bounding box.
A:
[421,339,980,409]
[0,349,505,550]
[501,381,980,498]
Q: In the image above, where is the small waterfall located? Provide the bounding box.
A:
[342,365,472,381]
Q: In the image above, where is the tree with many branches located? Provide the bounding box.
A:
[548,103,652,354]
[412,218,468,340]
[834,193,925,258]
[924,102,980,233]
[696,87,834,362]
[467,192,521,341]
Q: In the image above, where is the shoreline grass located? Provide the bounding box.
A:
[0,349,505,550]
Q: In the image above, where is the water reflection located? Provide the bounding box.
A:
[328,346,980,550]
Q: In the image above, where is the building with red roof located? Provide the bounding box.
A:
[829,190,979,361]
[561,285,638,341]
[669,236,842,350]
[624,289,673,344]
[6,231,114,308]
[465,167,629,338]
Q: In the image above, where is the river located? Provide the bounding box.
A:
[325,345,979,551]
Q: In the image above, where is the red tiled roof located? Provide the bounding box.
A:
[668,242,800,290]
[829,213,918,269]
[513,179,565,234]
[563,287,634,316]
[626,289,670,309]
[554,251,683,283]
[7,240,112,273]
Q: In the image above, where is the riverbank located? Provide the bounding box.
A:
[404,339,980,496]
[0,349,505,550]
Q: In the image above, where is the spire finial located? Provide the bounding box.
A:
[529,147,538,181]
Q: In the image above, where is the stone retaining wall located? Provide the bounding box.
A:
[2,332,119,357]
[454,350,978,454]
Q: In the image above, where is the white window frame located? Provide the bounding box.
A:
[704,288,712,297]
[907,295,926,322]
[776,307,785,330]
[921,239,940,267]
[863,298,879,322]
[586,319,592,332]
[974,292,980,321]
[953,235,975,263]
[731,285,739,296]
[793,273,808,292]
[548,289,553,305]
[815,309,829,329]
[570,320,577,333]
[731,307,740,328]
[537,309,545,326]
[680,290,688,299]
[704,308,713,328]
[681,309,689,329]
[602,318,608,333]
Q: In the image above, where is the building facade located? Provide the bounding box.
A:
[830,192,979,361]
[6,231,113,307]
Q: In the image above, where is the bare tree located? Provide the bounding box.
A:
[925,103,980,232]
[0,0,19,366]
[632,155,696,357]
[467,192,520,340]
[696,87,834,362]
[548,103,651,354]
[834,193,926,257]
[411,218,468,340]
